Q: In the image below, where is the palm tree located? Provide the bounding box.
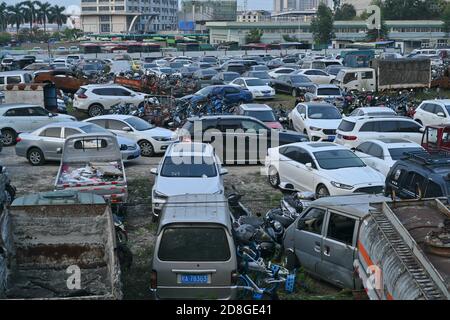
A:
[7,4,25,34]
[21,1,39,30]
[50,5,66,31]
[0,2,8,32]
[37,1,52,33]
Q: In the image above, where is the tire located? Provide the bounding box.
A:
[316,184,330,198]
[1,129,16,146]
[138,140,154,157]
[292,88,297,97]
[117,243,133,270]
[27,148,45,166]
[281,250,298,271]
[88,104,105,117]
[268,166,280,188]
[5,184,16,205]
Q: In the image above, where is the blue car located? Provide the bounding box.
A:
[181,85,253,105]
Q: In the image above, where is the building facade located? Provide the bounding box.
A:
[237,10,271,22]
[180,0,237,22]
[273,0,332,12]
[80,0,178,34]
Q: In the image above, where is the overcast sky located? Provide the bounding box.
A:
[4,0,273,10]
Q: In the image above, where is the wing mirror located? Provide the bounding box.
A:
[220,168,229,175]
[122,127,132,132]
[150,168,158,175]
[56,147,62,154]
[437,112,446,118]
[305,163,313,170]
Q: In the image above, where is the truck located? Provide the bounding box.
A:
[421,125,450,153]
[0,190,122,299]
[54,133,128,215]
[282,194,449,300]
[333,59,431,92]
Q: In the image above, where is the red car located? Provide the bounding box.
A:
[236,104,283,129]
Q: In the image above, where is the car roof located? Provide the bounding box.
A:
[81,84,126,89]
[86,114,134,121]
[195,115,259,121]
[354,107,396,113]
[158,194,232,234]
[316,84,339,89]
[300,102,336,108]
[0,103,40,109]
[40,121,93,129]
[284,142,345,152]
[240,103,272,111]
[422,99,450,105]
[239,77,261,81]
[167,142,215,158]
[0,70,32,75]
[343,116,412,123]
[365,138,420,146]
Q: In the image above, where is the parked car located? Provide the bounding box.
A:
[265,142,385,197]
[180,85,253,106]
[304,84,344,106]
[33,70,88,94]
[150,193,237,299]
[179,66,200,78]
[150,67,175,77]
[294,69,334,84]
[84,114,175,157]
[192,68,218,80]
[269,74,315,97]
[15,122,140,165]
[230,77,275,99]
[349,106,397,117]
[266,58,284,69]
[211,71,240,85]
[0,103,75,146]
[73,84,147,117]
[242,71,272,85]
[23,63,50,71]
[385,151,450,199]
[222,63,246,75]
[80,63,103,77]
[334,116,424,148]
[0,71,33,85]
[178,115,308,164]
[235,104,283,129]
[249,65,269,72]
[289,103,342,141]
[413,99,450,127]
[150,142,227,220]
[268,67,296,79]
[352,138,424,177]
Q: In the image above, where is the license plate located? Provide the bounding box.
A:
[180,274,208,284]
[328,135,335,141]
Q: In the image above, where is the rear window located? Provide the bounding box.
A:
[228,65,245,73]
[158,227,231,261]
[317,88,341,96]
[338,120,355,132]
[388,147,424,160]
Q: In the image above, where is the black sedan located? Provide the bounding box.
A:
[269,74,316,97]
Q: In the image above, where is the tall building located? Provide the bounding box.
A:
[180,0,237,22]
[80,0,179,34]
[273,0,332,12]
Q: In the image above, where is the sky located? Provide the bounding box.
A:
[4,0,273,10]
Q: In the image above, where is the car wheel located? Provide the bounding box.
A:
[316,184,330,198]
[1,129,16,146]
[281,250,298,271]
[268,166,280,188]
[139,140,154,157]
[5,184,15,204]
[88,104,104,117]
[27,148,45,166]
[292,89,297,97]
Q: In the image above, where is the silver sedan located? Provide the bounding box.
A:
[15,122,141,165]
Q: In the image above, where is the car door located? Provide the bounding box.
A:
[217,118,241,164]
[315,70,331,84]
[223,86,243,103]
[354,141,376,168]
[419,103,436,125]
[290,148,317,192]
[276,75,289,93]
[432,104,447,125]
[92,88,118,108]
[277,146,297,186]
[28,107,52,131]
[39,126,64,160]
[107,119,133,138]
[292,105,306,132]
[397,120,423,144]
[365,143,386,174]
[319,211,358,289]
[293,207,326,276]
[240,119,267,163]
[2,107,32,132]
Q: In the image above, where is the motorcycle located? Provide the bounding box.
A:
[0,165,16,205]
[227,191,252,221]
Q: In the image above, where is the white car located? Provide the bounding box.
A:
[265,142,385,197]
[289,103,342,142]
[352,139,424,177]
[349,106,397,117]
[295,69,334,84]
[268,67,296,79]
[84,115,176,157]
[0,103,76,146]
[153,59,170,67]
[334,116,423,148]
[73,84,147,117]
[413,99,450,127]
[230,77,275,99]
[150,142,227,220]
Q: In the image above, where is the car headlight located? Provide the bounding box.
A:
[120,144,128,151]
[253,90,261,95]
[330,181,353,190]
[153,190,168,199]
[309,126,321,131]
[152,136,172,141]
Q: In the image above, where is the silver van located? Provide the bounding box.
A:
[0,71,33,85]
[150,194,238,300]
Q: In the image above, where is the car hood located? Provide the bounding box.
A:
[155,176,222,196]
[278,129,309,141]
[54,114,76,121]
[248,85,273,91]
[144,126,175,138]
[322,167,385,186]
[306,118,342,129]
[116,135,137,146]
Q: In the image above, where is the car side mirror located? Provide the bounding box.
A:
[220,168,228,175]
[419,127,425,133]
[150,168,158,175]
[305,163,313,170]
[122,127,132,132]
[350,147,356,152]
[437,112,446,117]
[56,147,62,154]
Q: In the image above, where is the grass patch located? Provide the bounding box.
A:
[127,178,153,203]
[121,245,154,300]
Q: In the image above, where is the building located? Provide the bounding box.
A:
[80,0,179,34]
[341,0,374,15]
[179,0,237,32]
[206,20,448,52]
[237,10,272,22]
[273,0,332,13]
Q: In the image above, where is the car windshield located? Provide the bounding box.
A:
[245,110,276,122]
[251,71,270,78]
[291,75,311,83]
[223,73,239,81]
[202,69,217,75]
[124,117,155,131]
[160,156,217,178]
[314,150,366,169]
[80,124,109,134]
[317,88,341,96]
[246,79,266,86]
[388,147,424,160]
[308,106,342,119]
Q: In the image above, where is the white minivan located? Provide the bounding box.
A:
[333,68,376,92]
[0,71,33,85]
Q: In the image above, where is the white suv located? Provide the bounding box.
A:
[150,142,227,221]
[334,116,423,148]
[413,99,450,127]
[74,84,146,117]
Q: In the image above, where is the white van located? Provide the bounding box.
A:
[333,68,376,92]
[0,71,33,85]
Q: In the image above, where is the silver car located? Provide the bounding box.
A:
[15,122,140,165]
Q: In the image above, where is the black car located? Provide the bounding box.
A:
[385,151,450,199]
[179,115,309,164]
[269,74,316,97]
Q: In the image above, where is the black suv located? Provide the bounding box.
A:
[180,115,309,164]
[385,151,450,199]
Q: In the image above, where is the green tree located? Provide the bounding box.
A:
[21,1,39,30]
[282,34,300,42]
[37,1,52,33]
[443,3,450,35]
[7,4,25,34]
[381,0,441,20]
[0,31,11,44]
[62,28,83,41]
[245,29,263,44]
[334,4,356,20]
[50,5,67,31]
[310,3,334,47]
[0,2,8,32]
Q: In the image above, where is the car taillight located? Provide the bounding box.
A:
[77,93,87,99]
[15,137,22,143]
[342,135,357,141]
[150,270,157,289]
[231,271,239,286]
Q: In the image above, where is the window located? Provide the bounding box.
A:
[115,88,132,97]
[4,108,29,117]
[161,156,217,178]
[427,127,439,144]
[107,120,128,131]
[398,121,421,133]
[343,72,357,84]
[379,121,398,132]
[0,77,4,85]
[361,71,373,79]
[241,120,266,132]
[87,119,107,128]
[337,120,356,132]
[368,144,383,159]
[92,88,115,96]
[292,149,316,167]
[388,147,423,160]
[327,213,356,245]
[28,107,48,116]
[40,127,61,138]
[6,76,21,84]
[158,227,230,261]
[355,142,373,153]
[297,105,306,116]
[219,119,241,131]
[224,87,240,94]
[434,105,446,117]
[422,103,436,113]
[299,208,325,235]
[314,150,365,170]
[64,128,81,138]
[403,172,426,195]
[425,180,443,197]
